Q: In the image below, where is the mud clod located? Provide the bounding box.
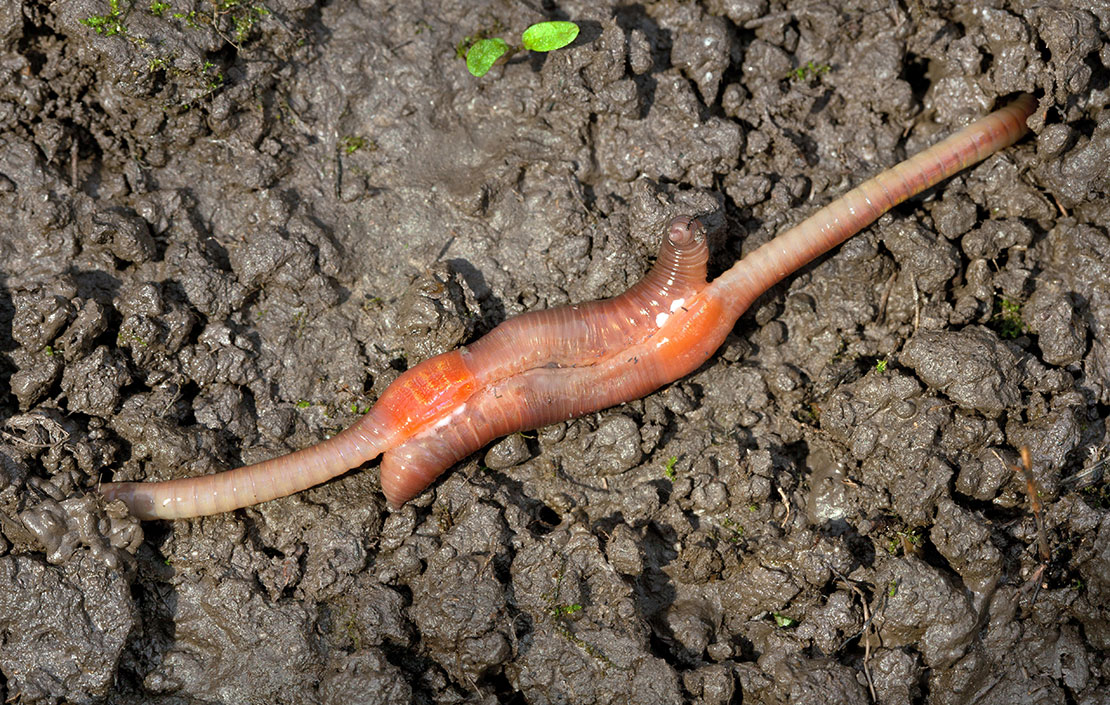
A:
[901,328,1021,417]
[60,346,133,417]
[0,553,135,704]
[873,557,977,668]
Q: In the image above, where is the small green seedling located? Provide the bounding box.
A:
[81,0,127,36]
[663,455,678,481]
[341,136,371,154]
[550,603,583,618]
[991,296,1026,339]
[171,9,201,28]
[719,517,743,543]
[875,358,888,373]
[462,21,579,77]
[772,612,797,628]
[789,60,831,82]
[886,527,922,556]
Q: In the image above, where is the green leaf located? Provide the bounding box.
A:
[521,21,579,52]
[772,613,797,628]
[466,37,509,77]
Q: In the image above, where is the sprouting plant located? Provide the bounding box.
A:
[337,607,362,650]
[542,564,611,664]
[295,400,311,409]
[461,21,579,77]
[550,603,583,618]
[1081,481,1110,509]
[349,402,370,415]
[117,330,149,347]
[789,60,831,82]
[171,9,201,28]
[81,0,127,36]
[226,3,269,43]
[663,455,678,481]
[991,296,1026,339]
[886,527,922,555]
[795,402,821,426]
[772,612,797,628]
[341,136,375,154]
[719,517,744,543]
[233,14,252,41]
[874,357,888,373]
[543,564,586,622]
[149,0,170,16]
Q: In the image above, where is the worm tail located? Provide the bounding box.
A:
[100,412,389,519]
[713,93,1037,316]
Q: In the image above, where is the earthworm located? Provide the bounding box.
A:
[100,93,1037,519]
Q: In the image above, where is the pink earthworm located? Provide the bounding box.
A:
[100,93,1037,519]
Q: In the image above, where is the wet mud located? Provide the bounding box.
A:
[1,1,1108,703]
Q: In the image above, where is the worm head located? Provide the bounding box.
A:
[667,215,706,247]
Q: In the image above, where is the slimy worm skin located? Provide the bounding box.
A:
[100,94,1037,519]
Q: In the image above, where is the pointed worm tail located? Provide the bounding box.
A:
[711,93,1038,319]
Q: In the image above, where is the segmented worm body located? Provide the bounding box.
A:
[101,94,1037,519]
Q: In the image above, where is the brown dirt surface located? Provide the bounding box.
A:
[1,1,1108,703]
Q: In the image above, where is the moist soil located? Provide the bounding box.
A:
[1,1,1108,703]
